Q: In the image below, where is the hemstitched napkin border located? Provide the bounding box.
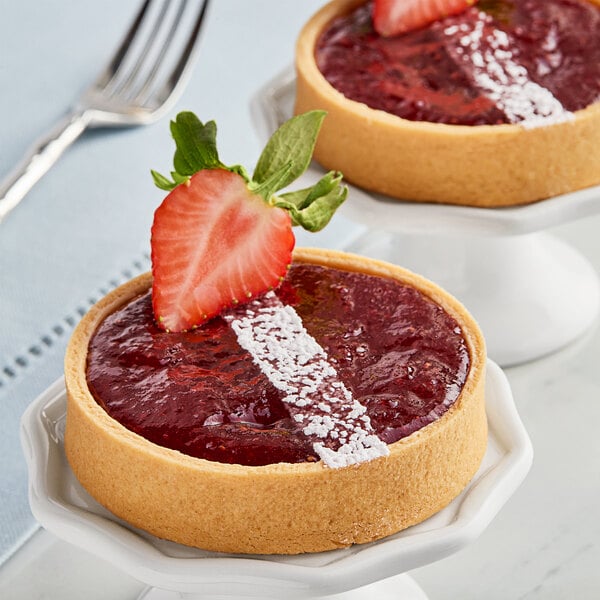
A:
[0,252,150,567]
[0,253,151,391]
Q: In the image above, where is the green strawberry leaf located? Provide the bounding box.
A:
[151,109,347,233]
[228,164,252,183]
[150,169,190,191]
[172,171,190,185]
[274,171,348,232]
[151,113,223,189]
[252,111,326,192]
[171,113,223,175]
[249,161,294,201]
[151,169,178,191]
[277,171,343,210]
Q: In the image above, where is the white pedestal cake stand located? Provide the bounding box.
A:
[21,362,531,600]
[251,68,600,367]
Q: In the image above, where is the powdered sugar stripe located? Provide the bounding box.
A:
[445,12,573,128]
[224,292,389,468]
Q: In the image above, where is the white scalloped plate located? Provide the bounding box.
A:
[20,360,531,599]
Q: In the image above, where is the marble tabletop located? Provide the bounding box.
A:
[1,1,600,598]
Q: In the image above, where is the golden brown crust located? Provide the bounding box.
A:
[64,248,487,554]
[294,0,600,207]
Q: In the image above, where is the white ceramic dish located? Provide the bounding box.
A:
[251,68,600,367]
[21,360,531,599]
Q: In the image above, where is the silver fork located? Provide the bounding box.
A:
[0,0,210,224]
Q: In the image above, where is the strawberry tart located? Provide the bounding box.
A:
[295,0,600,206]
[64,111,487,554]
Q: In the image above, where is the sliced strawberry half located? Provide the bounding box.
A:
[149,111,347,332]
[373,0,478,37]
[151,169,294,332]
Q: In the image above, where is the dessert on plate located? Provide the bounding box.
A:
[64,111,487,554]
[295,0,600,206]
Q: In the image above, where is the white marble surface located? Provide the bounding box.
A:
[1,1,600,598]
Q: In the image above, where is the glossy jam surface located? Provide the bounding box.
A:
[87,264,470,466]
[315,0,600,125]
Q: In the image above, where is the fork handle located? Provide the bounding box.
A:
[0,109,93,224]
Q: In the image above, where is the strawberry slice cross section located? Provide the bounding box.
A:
[150,111,347,332]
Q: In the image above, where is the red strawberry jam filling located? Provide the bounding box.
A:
[316,0,600,126]
[86,264,470,466]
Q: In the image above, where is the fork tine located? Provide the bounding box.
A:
[131,0,189,103]
[94,0,152,90]
[151,0,210,108]
[108,0,172,99]
[88,0,210,122]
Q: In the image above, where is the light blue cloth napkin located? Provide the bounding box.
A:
[0,0,354,566]
[0,129,155,563]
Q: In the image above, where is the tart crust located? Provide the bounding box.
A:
[64,248,487,555]
[294,0,600,207]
